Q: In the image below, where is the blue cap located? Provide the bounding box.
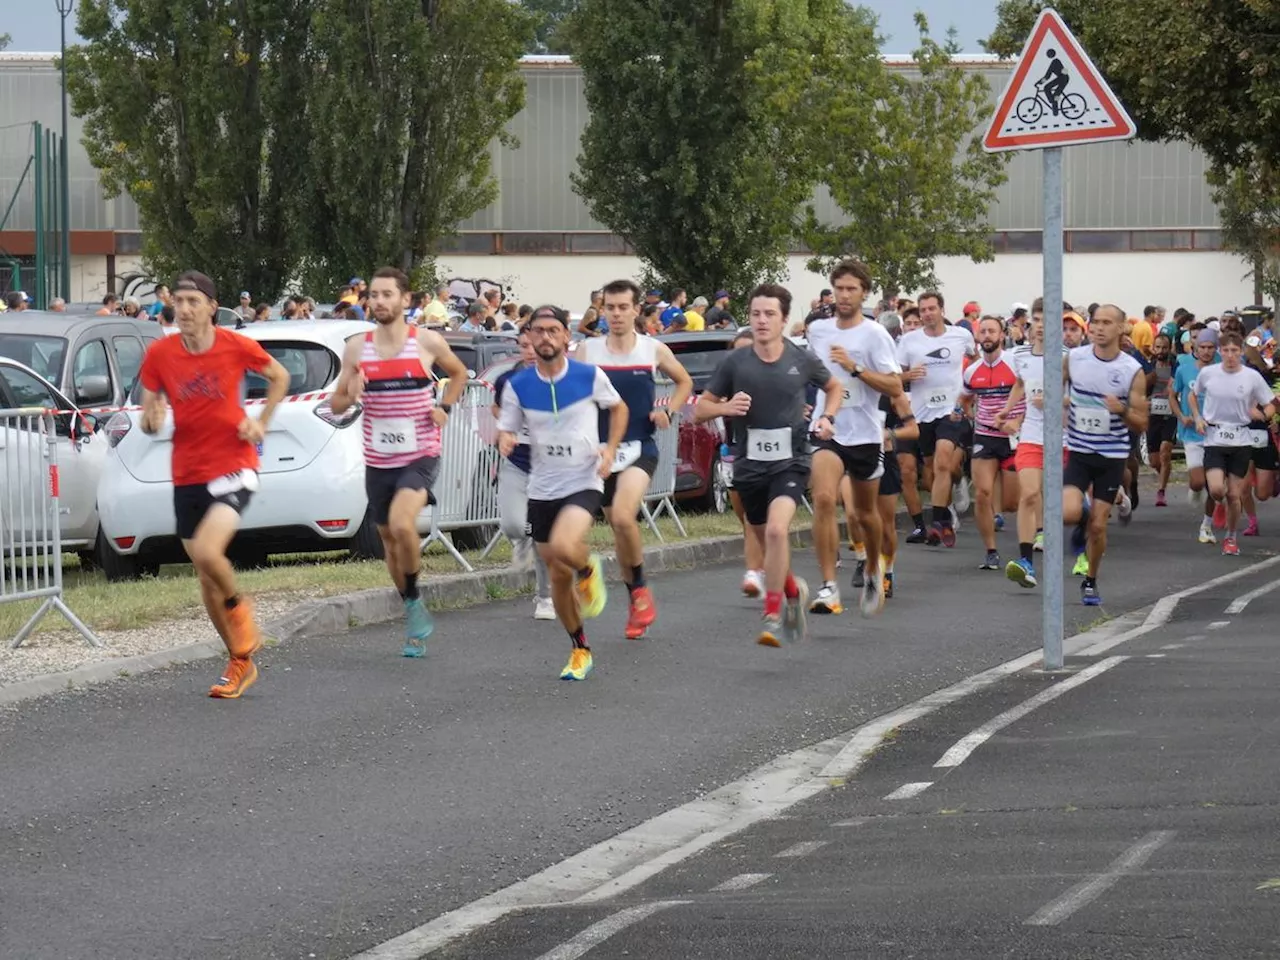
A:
[239,290,251,299]
[349,276,363,286]
[647,289,662,297]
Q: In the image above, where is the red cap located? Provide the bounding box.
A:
[963,301,980,315]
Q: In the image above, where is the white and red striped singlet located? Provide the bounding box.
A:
[360,329,442,469]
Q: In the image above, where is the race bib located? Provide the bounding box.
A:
[1207,424,1243,446]
[1149,396,1172,416]
[1251,428,1270,449]
[927,391,954,409]
[612,440,642,474]
[1074,408,1110,435]
[747,427,792,462]
[1025,379,1044,403]
[543,442,577,458]
[837,377,860,409]
[208,468,259,498]
[372,416,416,455]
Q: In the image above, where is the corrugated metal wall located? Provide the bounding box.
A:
[0,57,1220,235]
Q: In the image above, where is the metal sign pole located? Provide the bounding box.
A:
[1041,147,1065,670]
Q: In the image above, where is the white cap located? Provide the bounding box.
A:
[1012,302,1029,315]
[1208,319,1221,331]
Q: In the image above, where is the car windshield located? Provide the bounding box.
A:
[0,335,67,384]
[439,345,476,380]
[666,341,732,390]
[245,342,340,398]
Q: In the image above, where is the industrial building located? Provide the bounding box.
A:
[0,52,1248,315]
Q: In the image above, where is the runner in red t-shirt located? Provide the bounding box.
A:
[138,271,290,699]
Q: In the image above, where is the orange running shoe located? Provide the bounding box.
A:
[225,599,262,659]
[209,656,258,699]
[624,586,657,639]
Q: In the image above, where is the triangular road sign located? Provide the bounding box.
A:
[983,8,1135,153]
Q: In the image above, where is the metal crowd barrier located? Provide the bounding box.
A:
[643,379,687,541]
[1,408,99,649]
[421,380,502,571]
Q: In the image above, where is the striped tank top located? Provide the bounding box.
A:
[1066,345,1142,460]
[360,328,441,468]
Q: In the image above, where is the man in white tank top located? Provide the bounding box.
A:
[1061,304,1148,607]
[332,267,469,657]
[576,280,693,641]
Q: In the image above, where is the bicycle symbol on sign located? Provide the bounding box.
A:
[1016,48,1088,125]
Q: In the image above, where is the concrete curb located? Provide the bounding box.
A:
[0,529,812,706]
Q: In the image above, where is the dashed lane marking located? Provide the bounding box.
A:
[884,782,934,801]
[934,657,1126,769]
[711,874,772,892]
[774,840,828,859]
[1025,831,1176,926]
[532,901,689,960]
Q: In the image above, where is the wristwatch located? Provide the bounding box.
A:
[850,363,864,378]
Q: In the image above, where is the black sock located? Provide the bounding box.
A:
[911,513,924,530]
[932,505,950,526]
[631,564,645,589]
[1020,542,1033,562]
[402,571,419,601]
[224,595,240,611]
[569,626,589,650]
[1083,576,1096,588]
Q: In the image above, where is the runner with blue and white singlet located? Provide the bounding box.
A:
[1061,304,1148,606]
[576,280,693,640]
[499,306,628,682]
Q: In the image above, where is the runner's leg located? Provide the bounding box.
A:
[184,503,259,698]
[852,477,883,614]
[605,466,657,637]
[538,503,597,678]
[899,450,925,536]
[972,457,999,554]
[809,449,844,587]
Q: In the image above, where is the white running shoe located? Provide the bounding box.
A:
[810,582,843,614]
[1117,490,1133,526]
[949,503,961,533]
[1198,522,1216,545]
[741,569,764,598]
[953,479,972,514]
[534,597,556,620]
[859,570,884,617]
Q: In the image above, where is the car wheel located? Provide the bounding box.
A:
[95,530,159,582]
[348,509,385,561]
[690,452,725,513]
[76,549,99,573]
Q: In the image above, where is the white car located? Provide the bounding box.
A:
[95,321,440,580]
[0,356,109,557]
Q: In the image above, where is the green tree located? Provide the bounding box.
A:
[298,0,533,292]
[803,16,1007,297]
[985,1,1280,169]
[0,33,10,51]
[1207,161,1280,304]
[522,0,578,54]
[569,0,872,298]
[64,0,311,301]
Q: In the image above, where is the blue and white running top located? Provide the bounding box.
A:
[1066,345,1143,460]
[577,334,660,470]
[498,358,624,499]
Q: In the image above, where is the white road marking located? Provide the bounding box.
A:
[934,657,1126,769]
[532,900,688,960]
[1079,554,1280,656]
[1226,578,1279,614]
[833,818,868,828]
[349,556,1280,960]
[883,782,934,800]
[1025,831,1176,926]
[1159,643,1185,650]
[1208,620,1230,630]
[711,873,773,892]
[774,840,827,859]
[1145,654,1166,659]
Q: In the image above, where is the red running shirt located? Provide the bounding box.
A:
[139,328,273,486]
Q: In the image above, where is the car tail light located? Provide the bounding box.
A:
[316,519,349,530]
[104,412,132,448]
[314,399,361,428]
[114,536,136,549]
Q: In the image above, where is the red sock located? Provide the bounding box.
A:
[765,591,783,618]
[784,571,799,599]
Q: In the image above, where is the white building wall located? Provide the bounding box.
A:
[436,252,1255,324]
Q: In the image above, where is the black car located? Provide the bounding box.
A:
[657,330,739,391]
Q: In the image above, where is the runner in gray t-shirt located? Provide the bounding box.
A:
[697,283,840,647]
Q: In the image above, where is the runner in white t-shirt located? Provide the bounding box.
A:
[806,260,904,617]
[896,293,977,548]
[1187,331,1277,556]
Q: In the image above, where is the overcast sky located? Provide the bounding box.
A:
[4,1,998,54]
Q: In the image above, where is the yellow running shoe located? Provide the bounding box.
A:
[560,647,594,681]
[1072,552,1089,576]
[575,553,607,619]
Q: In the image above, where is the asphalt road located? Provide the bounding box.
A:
[455,541,1280,960]
[0,496,1273,959]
